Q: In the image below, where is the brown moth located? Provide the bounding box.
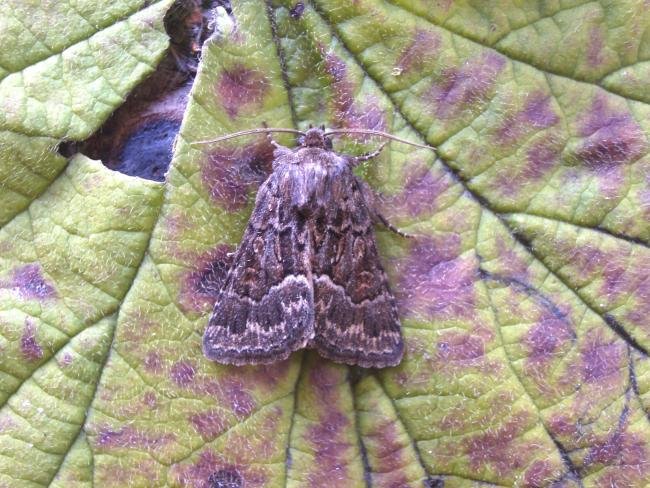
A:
[199,127,433,368]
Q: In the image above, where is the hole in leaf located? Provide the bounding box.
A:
[58,0,227,180]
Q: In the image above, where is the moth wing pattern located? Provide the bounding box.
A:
[311,172,404,368]
[203,172,315,365]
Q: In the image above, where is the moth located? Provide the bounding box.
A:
[199,126,433,368]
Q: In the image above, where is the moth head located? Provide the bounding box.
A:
[299,127,333,150]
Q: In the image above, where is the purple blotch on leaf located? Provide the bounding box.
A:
[173,452,267,488]
[437,331,485,362]
[143,391,157,409]
[96,425,176,450]
[217,65,268,118]
[524,140,561,181]
[496,92,559,146]
[306,411,350,486]
[170,360,196,386]
[304,361,353,487]
[492,237,531,282]
[321,47,386,131]
[202,141,274,211]
[396,235,478,320]
[20,319,43,361]
[367,420,410,481]
[58,352,74,367]
[522,460,559,487]
[580,334,624,384]
[180,244,234,313]
[428,52,506,119]
[144,351,163,374]
[463,412,531,477]
[190,410,228,441]
[525,313,574,363]
[222,378,257,418]
[582,400,649,482]
[9,264,56,300]
[625,260,650,328]
[577,94,645,170]
[385,163,450,218]
[523,94,560,128]
[202,377,256,418]
[395,29,441,74]
[587,26,605,68]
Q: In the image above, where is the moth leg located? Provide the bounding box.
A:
[347,142,388,167]
[261,121,290,151]
[356,177,414,238]
[375,211,414,238]
[267,133,293,164]
[266,132,281,148]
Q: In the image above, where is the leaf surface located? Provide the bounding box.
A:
[1,0,649,487]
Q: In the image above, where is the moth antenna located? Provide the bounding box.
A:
[323,129,436,151]
[192,128,306,145]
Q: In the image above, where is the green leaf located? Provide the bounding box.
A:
[0,0,171,225]
[1,0,649,487]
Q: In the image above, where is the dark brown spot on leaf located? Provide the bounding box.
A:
[208,469,243,488]
[289,1,304,19]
